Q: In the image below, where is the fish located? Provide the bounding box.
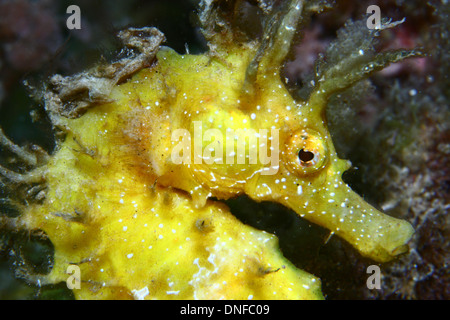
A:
[0,0,421,299]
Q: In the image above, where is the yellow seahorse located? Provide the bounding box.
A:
[0,0,421,299]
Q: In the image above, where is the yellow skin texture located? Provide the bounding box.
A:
[10,1,419,299]
[17,43,413,299]
[20,47,325,300]
[22,46,322,299]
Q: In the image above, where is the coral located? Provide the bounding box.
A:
[0,0,425,299]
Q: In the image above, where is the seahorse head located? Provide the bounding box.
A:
[152,0,419,263]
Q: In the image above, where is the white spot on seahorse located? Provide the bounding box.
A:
[132,287,149,300]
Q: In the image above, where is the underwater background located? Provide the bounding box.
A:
[0,0,448,299]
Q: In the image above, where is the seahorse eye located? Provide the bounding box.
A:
[298,149,315,164]
[284,129,328,175]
